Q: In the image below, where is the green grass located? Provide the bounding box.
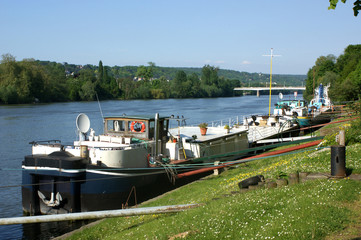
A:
[65,142,361,240]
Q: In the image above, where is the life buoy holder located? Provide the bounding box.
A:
[130,121,146,132]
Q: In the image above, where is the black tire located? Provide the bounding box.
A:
[238,175,264,189]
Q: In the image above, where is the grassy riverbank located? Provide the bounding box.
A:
[63,120,361,240]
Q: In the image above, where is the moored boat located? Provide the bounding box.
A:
[22,113,250,215]
[273,99,312,127]
[272,84,333,128]
[304,83,333,127]
[22,114,168,214]
[309,83,333,113]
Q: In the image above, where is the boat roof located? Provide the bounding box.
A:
[104,115,169,121]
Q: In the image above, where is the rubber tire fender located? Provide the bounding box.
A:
[238,175,265,189]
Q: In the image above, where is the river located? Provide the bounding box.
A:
[0,94,301,239]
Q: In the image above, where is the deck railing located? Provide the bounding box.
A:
[189,113,265,128]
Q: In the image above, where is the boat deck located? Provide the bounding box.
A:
[169,123,297,144]
[169,126,247,143]
[247,124,297,143]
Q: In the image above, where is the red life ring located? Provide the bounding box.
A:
[130,121,146,132]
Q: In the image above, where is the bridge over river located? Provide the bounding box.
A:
[234,86,306,97]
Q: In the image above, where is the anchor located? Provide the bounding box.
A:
[38,179,62,207]
[38,191,62,207]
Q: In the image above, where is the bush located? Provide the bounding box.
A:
[0,85,19,104]
[346,118,361,145]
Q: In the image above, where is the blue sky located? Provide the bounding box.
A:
[0,0,360,74]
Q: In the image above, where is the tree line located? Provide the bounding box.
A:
[0,54,306,104]
[304,44,361,103]
[0,55,240,103]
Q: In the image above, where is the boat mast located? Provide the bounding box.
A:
[154,113,159,157]
[263,48,280,116]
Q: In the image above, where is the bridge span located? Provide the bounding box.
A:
[234,86,305,97]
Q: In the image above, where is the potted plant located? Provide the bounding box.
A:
[198,122,208,135]
[224,124,230,133]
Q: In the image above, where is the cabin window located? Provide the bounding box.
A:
[129,121,146,132]
[163,120,169,131]
[150,121,155,131]
[107,120,125,132]
[107,120,113,132]
[114,120,125,131]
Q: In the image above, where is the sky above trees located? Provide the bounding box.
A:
[0,0,360,75]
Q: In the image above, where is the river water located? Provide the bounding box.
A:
[0,94,300,239]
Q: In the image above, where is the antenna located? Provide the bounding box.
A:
[263,48,281,116]
[95,92,105,132]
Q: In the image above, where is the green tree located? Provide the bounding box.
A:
[337,61,361,101]
[305,44,361,102]
[0,54,21,103]
[0,85,18,103]
[150,89,166,99]
[201,65,219,85]
[188,73,202,97]
[203,84,222,97]
[201,65,220,86]
[0,57,45,102]
[219,78,241,97]
[200,65,223,97]
[109,77,120,98]
[136,62,155,81]
[1,53,16,64]
[72,69,97,100]
[329,0,361,16]
[67,78,81,101]
[97,60,104,82]
[171,70,188,98]
[118,77,136,99]
[304,55,336,101]
[42,62,68,102]
[79,81,96,101]
[135,81,151,99]
[158,76,171,98]
[336,45,361,79]
[94,60,111,99]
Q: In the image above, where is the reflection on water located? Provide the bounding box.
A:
[0,95,301,239]
[22,221,92,240]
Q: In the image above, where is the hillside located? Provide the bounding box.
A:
[38,61,306,86]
